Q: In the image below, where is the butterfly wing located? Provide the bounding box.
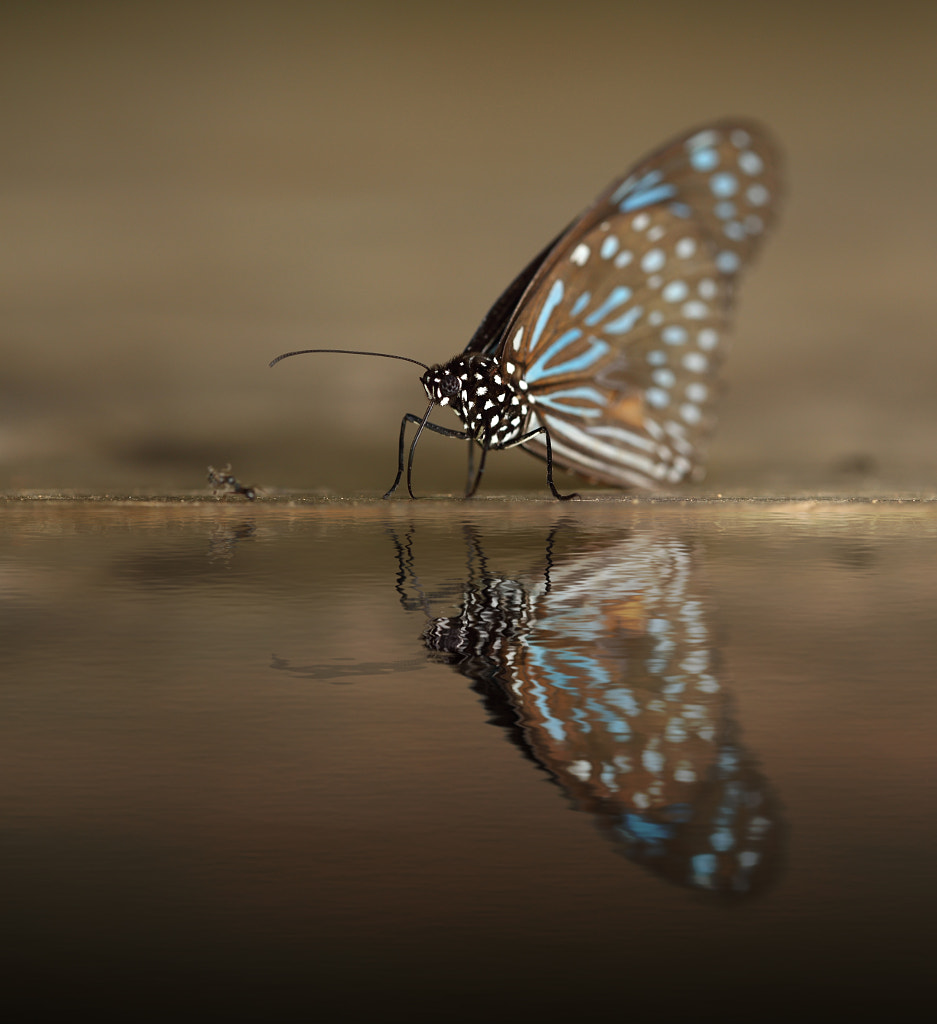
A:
[496,120,782,487]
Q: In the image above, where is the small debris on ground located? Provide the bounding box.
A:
[207,464,257,500]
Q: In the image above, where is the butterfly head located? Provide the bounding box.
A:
[421,363,463,408]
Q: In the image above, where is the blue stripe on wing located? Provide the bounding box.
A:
[534,386,606,417]
[531,279,565,348]
[583,285,632,326]
[526,332,610,384]
[612,170,679,213]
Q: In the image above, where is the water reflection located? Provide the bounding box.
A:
[207,520,258,562]
[392,523,784,899]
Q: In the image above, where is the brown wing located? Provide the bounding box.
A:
[497,120,782,487]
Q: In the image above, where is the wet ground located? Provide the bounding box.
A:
[2,497,935,1017]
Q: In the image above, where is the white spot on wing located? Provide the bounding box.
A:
[683,351,708,373]
[614,250,634,268]
[646,387,669,408]
[675,237,697,259]
[687,129,720,151]
[698,328,718,350]
[641,248,666,273]
[716,251,740,274]
[681,403,701,424]
[738,150,763,175]
[682,300,708,320]
[662,280,688,303]
[747,183,769,206]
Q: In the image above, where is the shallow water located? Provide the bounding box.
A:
[1,497,935,1017]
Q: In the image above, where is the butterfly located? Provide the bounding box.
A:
[271,120,782,499]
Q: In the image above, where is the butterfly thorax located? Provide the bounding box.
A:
[421,354,531,447]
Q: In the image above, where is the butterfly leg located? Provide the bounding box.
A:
[498,426,580,500]
[542,430,580,500]
[465,440,475,496]
[383,406,472,499]
[383,412,423,498]
[464,443,488,498]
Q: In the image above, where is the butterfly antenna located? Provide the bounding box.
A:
[269,348,430,370]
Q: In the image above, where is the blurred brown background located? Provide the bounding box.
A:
[2,0,935,495]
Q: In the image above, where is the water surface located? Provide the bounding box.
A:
[1,498,934,1017]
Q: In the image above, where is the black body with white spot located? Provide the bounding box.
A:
[421,355,531,448]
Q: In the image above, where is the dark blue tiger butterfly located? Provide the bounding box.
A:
[271,120,782,498]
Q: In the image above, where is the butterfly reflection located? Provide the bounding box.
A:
[393,525,783,899]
